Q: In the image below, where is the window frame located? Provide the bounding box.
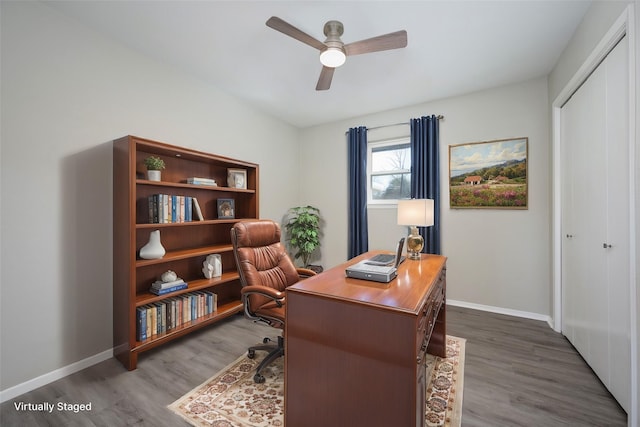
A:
[367,137,412,206]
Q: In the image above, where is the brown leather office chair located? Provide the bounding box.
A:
[230,219,316,383]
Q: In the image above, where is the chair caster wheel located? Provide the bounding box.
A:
[263,337,271,344]
[254,373,265,383]
[247,349,256,359]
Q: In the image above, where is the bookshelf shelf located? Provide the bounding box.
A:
[134,272,241,306]
[113,135,259,370]
[136,179,256,193]
[135,245,235,267]
[135,219,249,229]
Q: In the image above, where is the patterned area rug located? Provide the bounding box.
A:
[169,336,465,427]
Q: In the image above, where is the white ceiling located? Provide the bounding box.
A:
[45,0,591,128]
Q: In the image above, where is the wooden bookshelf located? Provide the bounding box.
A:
[113,135,259,370]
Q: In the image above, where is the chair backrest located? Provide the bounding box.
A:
[231,220,301,311]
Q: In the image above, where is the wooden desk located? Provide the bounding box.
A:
[285,251,447,427]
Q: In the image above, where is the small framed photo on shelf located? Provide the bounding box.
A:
[217,198,235,219]
[227,168,247,189]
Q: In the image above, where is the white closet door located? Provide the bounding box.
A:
[562,62,607,361]
[603,36,630,410]
[560,100,578,348]
[561,36,630,412]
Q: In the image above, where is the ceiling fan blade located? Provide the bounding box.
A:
[266,16,326,51]
[316,66,335,91]
[344,30,407,56]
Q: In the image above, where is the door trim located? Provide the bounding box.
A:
[551,4,636,424]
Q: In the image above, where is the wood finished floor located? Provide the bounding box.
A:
[1,306,627,426]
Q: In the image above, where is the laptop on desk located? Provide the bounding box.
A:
[345,238,406,283]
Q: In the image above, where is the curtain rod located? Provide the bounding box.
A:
[345,115,444,134]
[369,115,443,132]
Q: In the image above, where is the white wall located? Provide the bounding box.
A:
[299,77,551,317]
[0,1,300,394]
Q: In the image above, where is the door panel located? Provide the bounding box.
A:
[562,62,607,363]
[560,96,577,346]
[604,36,630,410]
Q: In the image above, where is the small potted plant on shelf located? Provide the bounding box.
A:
[284,205,323,272]
[144,155,165,181]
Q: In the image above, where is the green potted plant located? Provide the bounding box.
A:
[144,155,165,181]
[284,205,322,271]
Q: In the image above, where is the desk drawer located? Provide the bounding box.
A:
[416,276,444,362]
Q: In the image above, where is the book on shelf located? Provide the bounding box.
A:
[166,299,173,332]
[187,177,217,186]
[148,194,159,224]
[162,194,169,223]
[149,282,188,295]
[151,278,186,290]
[185,196,192,221]
[171,195,177,223]
[149,304,157,338]
[172,297,182,330]
[136,307,147,341]
[192,198,204,221]
[154,302,165,334]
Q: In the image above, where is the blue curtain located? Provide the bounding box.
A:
[410,116,441,254]
[347,126,368,259]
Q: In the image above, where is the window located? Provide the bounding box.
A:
[367,138,411,205]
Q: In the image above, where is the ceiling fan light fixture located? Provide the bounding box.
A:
[320,47,346,68]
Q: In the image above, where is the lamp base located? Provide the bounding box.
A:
[406,226,424,260]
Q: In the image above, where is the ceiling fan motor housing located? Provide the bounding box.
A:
[323,21,345,52]
[323,20,344,38]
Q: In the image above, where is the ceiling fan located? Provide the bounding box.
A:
[266,16,408,91]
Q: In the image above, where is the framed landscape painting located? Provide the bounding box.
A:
[449,137,528,209]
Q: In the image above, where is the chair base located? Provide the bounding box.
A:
[247,335,284,383]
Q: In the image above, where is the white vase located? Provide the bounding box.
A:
[147,170,161,181]
[139,230,165,259]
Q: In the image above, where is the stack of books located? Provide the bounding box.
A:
[148,194,202,223]
[149,278,187,295]
[187,177,217,186]
[136,290,218,341]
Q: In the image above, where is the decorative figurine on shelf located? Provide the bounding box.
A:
[139,230,165,259]
[161,270,178,282]
[202,254,222,279]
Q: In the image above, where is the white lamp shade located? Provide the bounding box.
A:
[397,199,434,227]
[319,48,346,68]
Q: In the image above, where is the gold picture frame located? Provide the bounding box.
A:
[449,137,528,209]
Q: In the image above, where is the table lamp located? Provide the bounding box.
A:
[397,199,434,260]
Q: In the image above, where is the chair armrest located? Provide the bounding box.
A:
[241,285,285,301]
[296,268,317,279]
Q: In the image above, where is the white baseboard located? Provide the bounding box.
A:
[0,348,113,403]
[447,299,553,329]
